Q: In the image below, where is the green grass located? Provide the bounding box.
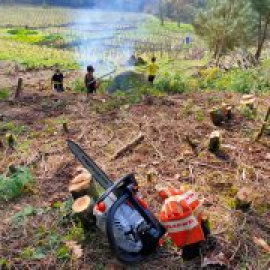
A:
[0,88,10,100]
[2,28,64,45]
[0,39,78,69]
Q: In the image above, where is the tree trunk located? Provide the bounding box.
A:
[255,16,269,61]
[159,0,164,26]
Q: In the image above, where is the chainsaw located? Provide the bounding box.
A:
[67,140,165,264]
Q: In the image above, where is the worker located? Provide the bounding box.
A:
[147,56,159,84]
[84,65,100,98]
[51,69,64,93]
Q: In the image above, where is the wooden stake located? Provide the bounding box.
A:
[255,107,270,141]
[112,133,144,160]
[14,78,23,99]
[62,122,69,134]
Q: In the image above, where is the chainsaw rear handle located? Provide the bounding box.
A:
[96,173,137,204]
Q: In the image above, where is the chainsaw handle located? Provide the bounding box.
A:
[96,173,137,204]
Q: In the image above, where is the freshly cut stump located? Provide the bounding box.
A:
[208,131,221,153]
[235,187,252,212]
[69,173,100,200]
[69,174,91,200]
[72,195,95,227]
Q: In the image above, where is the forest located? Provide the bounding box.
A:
[0,0,269,269]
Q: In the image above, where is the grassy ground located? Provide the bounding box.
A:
[0,85,269,269]
[0,5,270,270]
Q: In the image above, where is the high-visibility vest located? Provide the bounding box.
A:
[159,190,205,247]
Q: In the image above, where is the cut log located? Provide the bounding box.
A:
[255,107,270,141]
[235,187,252,212]
[112,133,144,160]
[14,78,23,99]
[208,131,221,153]
[72,195,95,227]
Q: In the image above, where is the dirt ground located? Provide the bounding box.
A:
[0,71,269,269]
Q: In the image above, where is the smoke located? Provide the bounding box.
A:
[71,0,147,76]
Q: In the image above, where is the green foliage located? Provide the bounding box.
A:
[21,247,47,260]
[0,88,10,100]
[56,246,70,260]
[11,206,45,225]
[64,224,85,242]
[0,167,34,201]
[5,28,64,45]
[155,74,190,94]
[71,78,86,93]
[0,121,28,135]
[240,105,257,120]
[194,0,255,59]
[198,67,270,93]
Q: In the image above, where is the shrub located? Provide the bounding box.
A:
[155,74,190,94]
[0,167,34,201]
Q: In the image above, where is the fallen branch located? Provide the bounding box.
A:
[111,133,144,160]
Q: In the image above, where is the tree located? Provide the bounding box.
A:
[193,0,254,64]
[167,0,184,27]
[158,0,165,25]
[250,0,270,60]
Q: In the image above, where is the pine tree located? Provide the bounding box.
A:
[193,0,254,64]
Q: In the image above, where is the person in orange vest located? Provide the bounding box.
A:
[158,186,210,260]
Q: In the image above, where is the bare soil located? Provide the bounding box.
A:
[0,74,269,270]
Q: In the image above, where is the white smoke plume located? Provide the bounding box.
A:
[71,0,147,76]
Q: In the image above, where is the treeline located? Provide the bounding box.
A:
[194,0,270,63]
[0,0,147,10]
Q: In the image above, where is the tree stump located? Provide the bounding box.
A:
[210,108,223,126]
[208,131,221,153]
[69,174,91,200]
[72,195,95,228]
[14,78,23,99]
[69,173,100,200]
[235,187,252,212]
[221,103,233,121]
